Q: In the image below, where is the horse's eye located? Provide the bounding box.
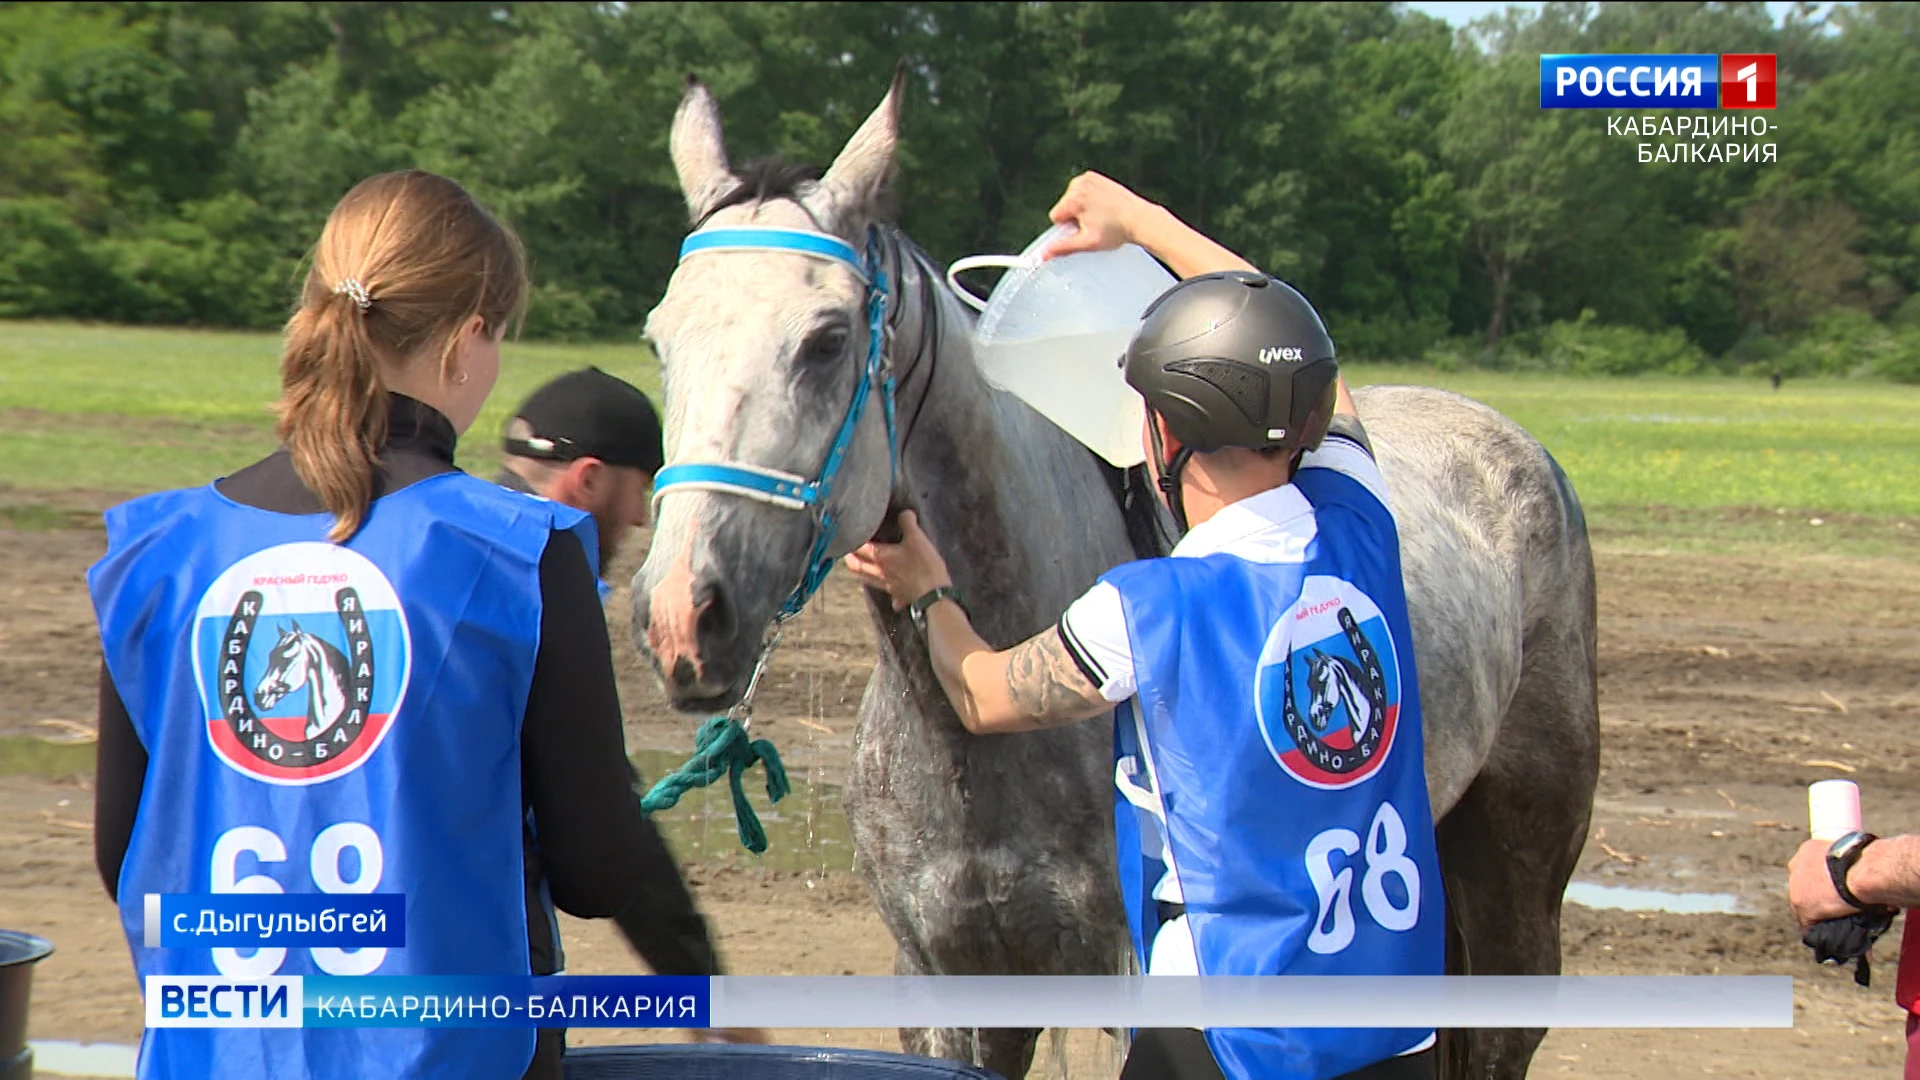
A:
[804,326,850,363]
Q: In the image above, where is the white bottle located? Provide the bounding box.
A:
[1808,779,1863,841]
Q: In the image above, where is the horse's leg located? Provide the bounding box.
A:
[891,954,1041,1077]
[975,1027,1041,1080]
[893,946,954,1061]
[1438,620,1600,1080]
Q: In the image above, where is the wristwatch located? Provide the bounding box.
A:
[908,585,966,633]
[1826,831,1880,911]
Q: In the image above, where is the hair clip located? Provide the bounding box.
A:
[332,277,373,311]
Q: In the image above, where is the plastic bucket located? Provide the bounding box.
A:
[947,224,1174,469]
[0,931,53,1080]
[562,1044,1005,1080]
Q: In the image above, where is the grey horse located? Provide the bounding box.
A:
[633,74,1599,1080]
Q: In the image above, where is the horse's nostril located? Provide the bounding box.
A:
[695,579,734,642]
[670,656,698,691]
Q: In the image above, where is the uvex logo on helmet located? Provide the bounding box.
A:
[192,543,412,785]
[1258,346,1305,364]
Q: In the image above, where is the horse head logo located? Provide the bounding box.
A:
[253,621,352,741]
[1305,649,1375,745]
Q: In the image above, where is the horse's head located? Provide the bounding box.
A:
[633,73,906,710]
[1305,650,1339,732]
[254,622,309,711]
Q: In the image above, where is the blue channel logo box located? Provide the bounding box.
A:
[1540,54,1720,109]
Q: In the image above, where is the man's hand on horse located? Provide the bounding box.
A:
[843,510,952,611]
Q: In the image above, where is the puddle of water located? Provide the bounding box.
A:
[29,1040,137,1078]
[632,748,852,873]
[0,736,94,777]
[1564,881,1748,915]
[0,736,853,872]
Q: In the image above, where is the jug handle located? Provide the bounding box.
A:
[945,255,1027,313]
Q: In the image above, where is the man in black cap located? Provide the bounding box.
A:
[496,369,765,1046]
[500,367,663,571]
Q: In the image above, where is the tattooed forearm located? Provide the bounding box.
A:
[921,600,1106,734]
[1003,632,1107,727]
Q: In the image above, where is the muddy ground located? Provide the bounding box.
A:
[4,492,1920,1077]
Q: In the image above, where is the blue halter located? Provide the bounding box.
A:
[652,226,897,621]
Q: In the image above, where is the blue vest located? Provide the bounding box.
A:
[88,474,597,1080]
[1104,469,1444,1080]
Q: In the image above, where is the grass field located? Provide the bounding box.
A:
[0,321,655,492]
[2,320,1916,551]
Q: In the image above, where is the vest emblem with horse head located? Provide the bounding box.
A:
[192,541,412,785]
[1256,574,1400,790]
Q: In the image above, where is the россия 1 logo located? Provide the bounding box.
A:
[1719,54,1776,109]
[1540,54,1776,109]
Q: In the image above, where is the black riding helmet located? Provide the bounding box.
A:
[1122,271,1339,530]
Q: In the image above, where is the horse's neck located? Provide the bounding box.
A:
[303,641,344,709]
[1335,666,1364,710]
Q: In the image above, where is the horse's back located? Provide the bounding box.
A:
[1351,383,1597,813]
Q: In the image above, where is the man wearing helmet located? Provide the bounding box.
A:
[843,171,1442,1080]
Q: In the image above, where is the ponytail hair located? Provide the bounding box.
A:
[278,171,528,542]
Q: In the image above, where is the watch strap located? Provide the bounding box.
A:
[909,585,966,623]
[1828,831,1879,911]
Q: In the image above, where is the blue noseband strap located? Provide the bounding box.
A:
[654,226,897,622]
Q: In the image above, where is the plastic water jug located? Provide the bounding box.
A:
[948,224,1176,468]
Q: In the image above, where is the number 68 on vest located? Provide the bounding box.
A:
[1305,800,1422,955]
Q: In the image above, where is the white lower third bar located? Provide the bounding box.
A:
[709,976,1792,1029]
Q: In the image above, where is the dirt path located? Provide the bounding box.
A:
[4,503,1918,1077]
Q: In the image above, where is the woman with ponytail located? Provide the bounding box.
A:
[88,172,725,1079]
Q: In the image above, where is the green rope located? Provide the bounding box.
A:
[640,716,790,854]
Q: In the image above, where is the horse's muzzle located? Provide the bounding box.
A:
[634,563,747,709]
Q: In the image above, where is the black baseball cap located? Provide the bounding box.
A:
[502,368,664,474]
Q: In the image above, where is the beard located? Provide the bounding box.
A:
[592,507,623,572]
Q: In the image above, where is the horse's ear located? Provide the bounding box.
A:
[820,63,906,227]
[288,620,302,635]
[671,78,737,224]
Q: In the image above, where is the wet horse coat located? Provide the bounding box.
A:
[633,76,1599,1080]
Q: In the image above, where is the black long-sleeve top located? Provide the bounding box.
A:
[92,395,715,1079]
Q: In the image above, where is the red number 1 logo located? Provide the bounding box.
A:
[1720,54,1777,110]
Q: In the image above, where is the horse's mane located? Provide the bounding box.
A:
[693,156,899,227]
[695,159,821,228]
